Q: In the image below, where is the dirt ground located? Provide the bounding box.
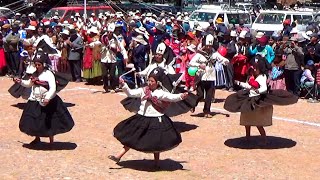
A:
[1,76,320,179]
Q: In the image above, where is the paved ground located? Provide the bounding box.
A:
[0,77,319,179]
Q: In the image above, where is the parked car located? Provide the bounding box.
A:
[189,5,252,29]
[251,10,314,35]
[315,12,320,22]
[44,5,114,22]
[0,7,15,23]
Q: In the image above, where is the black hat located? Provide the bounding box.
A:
[33,49,51,66]
[149,67,165,82]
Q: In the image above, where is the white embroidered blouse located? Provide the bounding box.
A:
[122,83,183,117]
[238,74,268,97]
[21,70,56,105]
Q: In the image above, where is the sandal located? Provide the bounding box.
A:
[108,155,120,163]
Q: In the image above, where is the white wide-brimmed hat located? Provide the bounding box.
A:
[255,32,265,39]
[135,26,149,39]
[187,44,196,53]
[195,26,204,32]
[60,29,70,36]
[62,20,69,26]
[88,26,99,34]
[28,13,36,17]
[52,15,59,20]
[132,35,148,45]
[25,25,36,31]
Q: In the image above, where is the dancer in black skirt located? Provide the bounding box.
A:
[108,69,188,168]
[224,55,298,145]
[14,50,74,145]
[8,50,35,99]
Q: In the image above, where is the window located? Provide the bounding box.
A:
[189,12,216,22]
[44,9,66,19]
[255,13,285,24]
[63,10,73,21]
[227,13,251,24]
[217,13,224,20]
[285,15,291,21]
[96,9,112,15]
[292,15,313,25]
[0,9,14,19]
[315,14,320,22]
[300,15,313,25]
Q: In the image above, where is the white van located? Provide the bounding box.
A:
[315,12,320,22]
[234,2,253,11]
[251,10,314,36]
[189,6,252,30]
[0,7,15,23]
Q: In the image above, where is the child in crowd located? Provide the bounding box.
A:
[184,44,197,92]
[301,60,315,88]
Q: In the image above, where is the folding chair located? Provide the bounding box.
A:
[300,83,314,99]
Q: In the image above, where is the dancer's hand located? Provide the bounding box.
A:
[119,77,125,86]
[199,64,206,70]
[42,99,49,106]
[134,72,140,77]
[181,92,189,99]
[234,80,240,86]
[14,78,21,84]
[30,76,39,83]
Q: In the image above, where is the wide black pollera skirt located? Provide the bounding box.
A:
[113,114,181,153]
[19,95,74,137]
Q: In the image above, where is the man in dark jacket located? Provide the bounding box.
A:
[67,29,83,82]
[215,17,227,34]
[305,33,320,64]
[131,35,148,86]
[225,30,237,91]
[283,37,304,96]
[150,24,169,54]
[282,19,292,37]
[4,23,21,77]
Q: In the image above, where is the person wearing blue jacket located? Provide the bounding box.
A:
[149,24,169,54]
[249,35,275,64]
